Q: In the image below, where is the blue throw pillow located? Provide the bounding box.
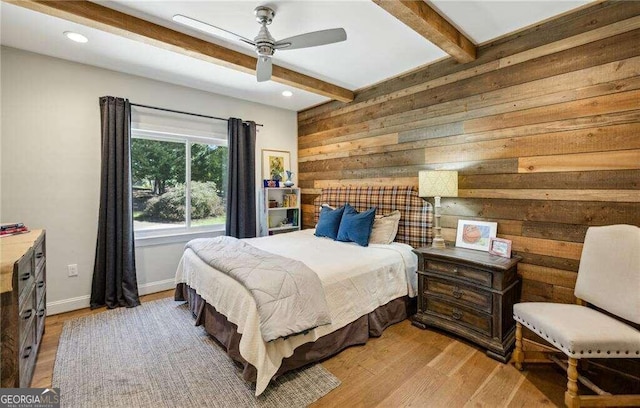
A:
[336,204,377,247]
[315,205,345,240]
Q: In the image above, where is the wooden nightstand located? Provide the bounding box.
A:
[412,246,521,363]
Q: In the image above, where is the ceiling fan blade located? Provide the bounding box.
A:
[256,56,272,82]
[274,28,346,50]
[172,14,255,46]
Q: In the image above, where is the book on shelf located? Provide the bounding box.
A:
[282,193,297,208]
[287,209,298,227]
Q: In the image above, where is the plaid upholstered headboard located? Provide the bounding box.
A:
[312,186,433,248]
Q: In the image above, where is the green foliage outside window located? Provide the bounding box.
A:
[142,181,225,222]
[131,138,228,225]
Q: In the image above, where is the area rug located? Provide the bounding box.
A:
[52,297,340,407]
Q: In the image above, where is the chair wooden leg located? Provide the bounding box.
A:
[514,322,524,371]
[565,357,580,408]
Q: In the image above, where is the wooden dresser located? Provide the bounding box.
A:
[1,230,46,387]
[412,246,521,363]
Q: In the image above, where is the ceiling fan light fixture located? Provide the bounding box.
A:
[64,31,88,43]
[282,91,293,97]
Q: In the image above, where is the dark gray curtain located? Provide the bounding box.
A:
[226,118,257,238]
[91,96,140,309]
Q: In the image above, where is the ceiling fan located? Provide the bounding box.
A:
[173,6,347,82]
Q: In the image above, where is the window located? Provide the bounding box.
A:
[131,128,228,238]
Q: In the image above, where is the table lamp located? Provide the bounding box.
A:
[419,170,458,249]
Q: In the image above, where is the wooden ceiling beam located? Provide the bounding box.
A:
[6,0,355,102]
[373,0,476,63]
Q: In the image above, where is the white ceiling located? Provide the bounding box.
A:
[1,1,592,111]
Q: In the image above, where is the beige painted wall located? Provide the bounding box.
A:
[0,46,298,313]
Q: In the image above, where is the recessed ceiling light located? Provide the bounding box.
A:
[64,31,88,43]
[282,91,293,97]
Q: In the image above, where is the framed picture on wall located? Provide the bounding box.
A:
[455,220,498,252]
[262,149,290,182]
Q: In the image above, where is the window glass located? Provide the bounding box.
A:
[190,143,228,227]
[131,135,227,234]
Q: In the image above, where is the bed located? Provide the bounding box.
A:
[174,186,433,395]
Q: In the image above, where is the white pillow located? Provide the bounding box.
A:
[369,210,401,245]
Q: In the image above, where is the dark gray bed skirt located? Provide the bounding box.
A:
[175,283,416,382]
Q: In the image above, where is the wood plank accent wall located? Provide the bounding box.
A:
[297,1,640,306]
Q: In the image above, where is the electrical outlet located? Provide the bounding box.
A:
[68,264,78,277]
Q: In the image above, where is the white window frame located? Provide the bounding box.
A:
[131,126,227,246]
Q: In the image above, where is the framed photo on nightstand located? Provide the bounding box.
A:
[489,237,512,258]
[455,220,497,252]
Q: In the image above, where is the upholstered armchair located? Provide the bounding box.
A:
[513,225,640,408]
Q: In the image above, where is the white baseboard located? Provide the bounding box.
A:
[46,278,176,315]
[46,295,91,316]
[138,278,175,296]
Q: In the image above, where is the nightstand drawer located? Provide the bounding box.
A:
[425,260,492,287]
[425,297,492,337]
[424,276,492,313]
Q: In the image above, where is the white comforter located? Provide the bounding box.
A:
[174,229,418,395]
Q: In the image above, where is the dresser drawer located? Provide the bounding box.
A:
[18,319,36,388]
[18,285,36,348]
[425,259,492,287]
[425,297,492,337]
[16,252,34,304]
[36,298,46,345]
[424,276,492,313]
[35,265,46,307]
[34,238,45,271]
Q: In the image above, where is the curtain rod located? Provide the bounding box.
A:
[130,103,264,127]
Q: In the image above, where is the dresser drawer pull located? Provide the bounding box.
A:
[452,309,463,320]
[20,272,31,281]
[452,287,463,299]
[22,309,33,320]
[38,309,46,317]
[36,252,44,259]
[37,281,45,288]
[22,346,32,359]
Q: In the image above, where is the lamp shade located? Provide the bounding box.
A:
[418,170,458,198]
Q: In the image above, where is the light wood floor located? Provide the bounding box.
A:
[32,290,569,407]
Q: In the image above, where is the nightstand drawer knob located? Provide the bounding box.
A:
[452,309,463,320]
[452,287,463,299]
